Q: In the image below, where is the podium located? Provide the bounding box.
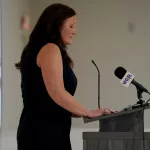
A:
[83,105,150,150]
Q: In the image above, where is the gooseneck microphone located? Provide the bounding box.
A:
[114,66,150,94]
[91,60,100,108]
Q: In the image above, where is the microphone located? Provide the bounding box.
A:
[114,66,150,94]
[91,60,100,108]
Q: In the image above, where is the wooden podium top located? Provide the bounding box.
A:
[83,105,150,123]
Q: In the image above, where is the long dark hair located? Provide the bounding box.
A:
[15,3,76,71]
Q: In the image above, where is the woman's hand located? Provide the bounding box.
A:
[87,108,117,118]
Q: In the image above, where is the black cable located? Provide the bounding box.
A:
[142,106,145,150]
[145,98,150,106]
[145,92,150,104]
[142,92,150,150]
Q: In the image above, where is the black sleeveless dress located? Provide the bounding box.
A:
[17,43,77,150]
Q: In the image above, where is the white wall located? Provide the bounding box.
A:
[30,0,150,128]
[1,0,30,132]
[1,0,150,131]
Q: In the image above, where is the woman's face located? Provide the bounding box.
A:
[60,15,77,45]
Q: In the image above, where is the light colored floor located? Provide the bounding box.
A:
[1,128,150,150]
[0,128,98,150]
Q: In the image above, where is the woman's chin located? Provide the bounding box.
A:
[65,41,72,46]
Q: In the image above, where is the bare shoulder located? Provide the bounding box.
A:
[36,43,62,67]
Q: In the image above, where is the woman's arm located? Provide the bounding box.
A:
[37,43,90,117]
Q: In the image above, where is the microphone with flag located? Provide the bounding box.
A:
[114,66,150,108]
[114,66,150,94]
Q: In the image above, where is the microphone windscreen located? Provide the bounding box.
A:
[114,67,127,79]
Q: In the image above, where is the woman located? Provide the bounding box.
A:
[15,3,115,150]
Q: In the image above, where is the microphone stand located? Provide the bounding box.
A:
[91,60,101,132]
[132,88,149,109]
[137,88,145,106]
